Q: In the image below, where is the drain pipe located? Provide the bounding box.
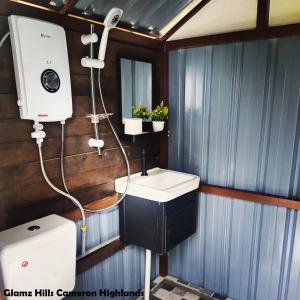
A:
[144,249,152,300]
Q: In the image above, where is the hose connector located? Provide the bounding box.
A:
[31,121,46,145]
[80,225,88,232]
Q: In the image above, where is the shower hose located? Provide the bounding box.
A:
[59,69,131,257]
[50,68,131,257]
[61,69,131,213]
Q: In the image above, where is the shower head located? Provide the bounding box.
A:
[98,8,123,62]
[104,8,123,29]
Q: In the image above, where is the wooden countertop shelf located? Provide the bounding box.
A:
[64,192,119,221]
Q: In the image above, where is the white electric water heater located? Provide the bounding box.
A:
[0,215,77,300]
[8,15,73,122]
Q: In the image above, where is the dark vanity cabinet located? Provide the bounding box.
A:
[119,190,198,254]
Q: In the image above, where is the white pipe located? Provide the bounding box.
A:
[144,249,152,300]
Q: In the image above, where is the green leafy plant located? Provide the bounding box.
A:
[132,105,150,119]
[150,101,168,121]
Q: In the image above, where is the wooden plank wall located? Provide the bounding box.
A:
[0,14,161,230]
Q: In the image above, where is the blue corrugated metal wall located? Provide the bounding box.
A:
[168,37,300,300]
[67,207,158,300]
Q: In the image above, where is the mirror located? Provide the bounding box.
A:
[120,57,153,122]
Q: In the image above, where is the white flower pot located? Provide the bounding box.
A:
[152,121,165,132]
[124,118,143,135]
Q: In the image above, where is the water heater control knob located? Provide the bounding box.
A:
[41,69,60,93]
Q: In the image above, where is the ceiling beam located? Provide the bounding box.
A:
[7,0,57,12]
[166,23,300,50]
[165,0,300,51]
[161,0,212,41]
[256,0,270,30]
[59,0,78,14]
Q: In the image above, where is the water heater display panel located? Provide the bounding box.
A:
[9,15,73,122]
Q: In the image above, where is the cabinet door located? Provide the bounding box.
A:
[165,199,198,252]
[120,195,160,252]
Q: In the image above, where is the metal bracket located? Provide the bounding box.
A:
[86,113,114,124]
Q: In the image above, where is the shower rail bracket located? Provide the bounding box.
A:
[86,113,114,124]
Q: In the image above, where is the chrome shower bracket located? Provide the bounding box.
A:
[86,113,114,124]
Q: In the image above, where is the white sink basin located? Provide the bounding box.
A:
[115,167,200,202]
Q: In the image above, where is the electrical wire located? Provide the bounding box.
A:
[0,32,10,48]
[38,143,86,257]
[82,69,130,213]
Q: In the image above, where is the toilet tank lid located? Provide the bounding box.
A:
[0,215,76,249]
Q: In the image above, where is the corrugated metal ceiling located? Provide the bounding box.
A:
[21,0,300,39]
[32,0,194,36]
[73,0,192,35]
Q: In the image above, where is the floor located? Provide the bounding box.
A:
[137,276,231,300]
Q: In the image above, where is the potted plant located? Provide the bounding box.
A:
[150,101,168,132]
[132,105,150,120]
[124,105,150,135]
